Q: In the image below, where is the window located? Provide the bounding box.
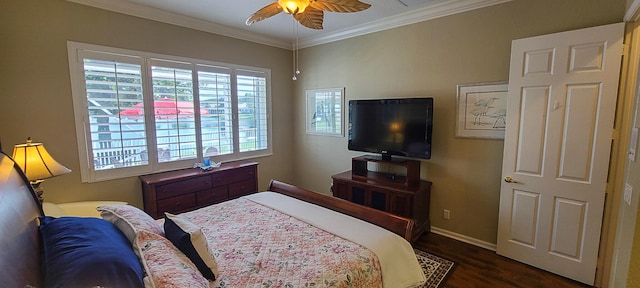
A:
[68,42,271,182]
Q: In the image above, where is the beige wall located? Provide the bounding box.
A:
[625,81,640,287]
[293,0,626,244]
[0,0,295,207]
[624,16,640,288]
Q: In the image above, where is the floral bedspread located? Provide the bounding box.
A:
[180,197,383,288]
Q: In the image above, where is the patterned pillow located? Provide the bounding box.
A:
[164,213,219,280]
[134,230,209,288]
[98,205,164,243]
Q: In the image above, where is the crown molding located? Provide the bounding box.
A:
[298,0,512,48]
[626,0,640,21]
[65,0,292,49]
[67,0,511,50]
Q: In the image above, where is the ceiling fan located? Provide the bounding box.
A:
[246,0,372,30]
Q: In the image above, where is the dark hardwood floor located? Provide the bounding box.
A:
[414,232,592,288]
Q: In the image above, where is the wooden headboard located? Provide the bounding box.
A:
[0,151,44,287]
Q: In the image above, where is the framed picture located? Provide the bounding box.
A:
[306,87,344,136]
[456,82,508,139]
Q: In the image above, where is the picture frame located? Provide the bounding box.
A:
[306,87,344,136]
[456,82,508,139]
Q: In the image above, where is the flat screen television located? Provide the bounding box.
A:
[348,98,433,161]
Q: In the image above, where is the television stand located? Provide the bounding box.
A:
[362,154,408,163]
[331,156,431,243]
[353,156,420,187]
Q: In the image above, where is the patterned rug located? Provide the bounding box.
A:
[414,249,455,288]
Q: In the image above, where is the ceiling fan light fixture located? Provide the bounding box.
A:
[246,0,371,31]
[278,0,310,14]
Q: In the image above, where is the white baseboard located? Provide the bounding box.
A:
[430,226,497,251]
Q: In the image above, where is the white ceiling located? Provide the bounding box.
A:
[67,0,511,49]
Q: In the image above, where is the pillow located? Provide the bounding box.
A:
[98,204,164,243]
[39,216,144,288]
[164,212,219,280]
[42,202,67,217]
[134,230,210,288]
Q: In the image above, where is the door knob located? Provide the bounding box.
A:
[504,176,518,183]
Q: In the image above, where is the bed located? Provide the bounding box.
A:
[0,151,425,288]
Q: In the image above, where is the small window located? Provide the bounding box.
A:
[68,42,272,182]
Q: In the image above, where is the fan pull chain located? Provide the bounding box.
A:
[292,19,300,81]
[295,23,300,76]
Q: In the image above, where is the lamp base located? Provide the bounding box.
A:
[30,180,44,203]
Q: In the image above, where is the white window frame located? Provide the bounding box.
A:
[68,41,272,183]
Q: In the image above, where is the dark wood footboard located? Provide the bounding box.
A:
[268,180,415,242]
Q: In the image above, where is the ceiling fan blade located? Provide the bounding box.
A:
[246,2,283,26]
[310,0,371,13]
[294,7,324,29]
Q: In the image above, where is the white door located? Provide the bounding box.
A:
[496,23,624,285]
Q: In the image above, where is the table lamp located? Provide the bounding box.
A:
[12,137,71,202]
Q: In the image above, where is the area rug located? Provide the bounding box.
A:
[414,249,455,288]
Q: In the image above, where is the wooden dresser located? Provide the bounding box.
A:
[140,161,258,219]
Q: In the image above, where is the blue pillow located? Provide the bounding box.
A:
[39,216,144,288]
[164,213,218,280]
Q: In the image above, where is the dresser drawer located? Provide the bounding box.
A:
[196,186,228,206]
[229,179,257,198]
[156,176,211,199]
[210,170,232,186]
[229,166,256,182]
[157,193,197,215]
[211,166,256,186]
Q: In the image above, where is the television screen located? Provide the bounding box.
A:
[348,98,433,161]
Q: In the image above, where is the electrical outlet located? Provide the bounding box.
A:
[443,209,451,220]
[629,127,638,161]
[624,183,633,206]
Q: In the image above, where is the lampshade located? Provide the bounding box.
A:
[12,138,71,181]
[278,0,309,14]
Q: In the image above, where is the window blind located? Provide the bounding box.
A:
[69,42,272,182]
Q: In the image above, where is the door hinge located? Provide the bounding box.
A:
[622,44,629,56]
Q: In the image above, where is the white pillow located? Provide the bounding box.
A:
[98,205,164,243]
[164,212,218,280]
